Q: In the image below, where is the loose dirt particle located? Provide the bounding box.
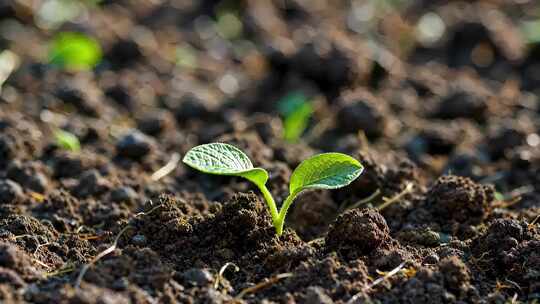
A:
[325,208,390,255]
[427,175,495,223]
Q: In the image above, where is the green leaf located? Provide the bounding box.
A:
[494,191,505,201]
[182,143,268,186]
[289,153,363,194]
[521,20,540,44]
[278,91,313,142]
[54,129,81,152]
[49,32,102,71]
[283,102,313,142]
[278,91,308,116]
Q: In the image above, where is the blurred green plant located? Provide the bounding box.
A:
[521,20,540,44]
[216,11,242,39]
[283,102,313,142]
[49,32,102,70]
[494,191,505,201]
[278,92,313,143]
[176,45,198,69]
[54,129,81,152]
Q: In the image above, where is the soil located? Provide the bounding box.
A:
[0,1,539,303]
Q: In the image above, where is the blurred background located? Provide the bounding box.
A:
[1,0,540,184]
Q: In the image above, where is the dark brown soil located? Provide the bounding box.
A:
[1,1,539,303]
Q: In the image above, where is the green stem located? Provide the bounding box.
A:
[275,191,300,236]
[256,183,279,225]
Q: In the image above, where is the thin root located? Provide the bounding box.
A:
[347,262,407,304]
[214,262,240,289]
[151,152,181,181]
[511,293,518,304]
[345,189,381,211]
[492,196,522,209]
[134,201,163,219]
[505,279,522,292]
[33,258,52,270]
[307,237,324,245]
[34,242,52,256]
[377,183,414,211]
[74,201,163,288]
[44,264,76,278]
[74,226,132,289]
[529,214,540,231]
[235,273,293,299]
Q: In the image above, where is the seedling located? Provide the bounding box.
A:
[278,91,313,142]
[49,32,102,71]
[283,102,313,142]
[54,129,81,152]
[183,143,363,235]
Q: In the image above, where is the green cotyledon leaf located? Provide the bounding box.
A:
[182,143,268,186]
[283,101,313,142]
[289,153,363,195]
[49,32,102,71]
[54,129,81,152]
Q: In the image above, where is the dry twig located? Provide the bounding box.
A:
[347,262,407,304]
[377,183,414,211]
[214,262,240,289]
[235,273,293,299]
[151,152,181,181]
[74,226,132,288]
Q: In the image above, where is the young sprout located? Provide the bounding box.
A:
[283,102,313,142]
[49,32,102,71]
[278,91,313,143]
[54,129,81,152]
[183,143,363,235]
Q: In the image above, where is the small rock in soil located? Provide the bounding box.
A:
[0,135,15,169]
[438,256,471,294]
[290,39,359,100]
[427,175,494,223]
[432,90,487,122]
[173,94,211,123]
[417,128,459,156]
[55,84,100,117]
[72,169,111,198]
[325,208,390,254]
[180,268,213,286]
[486,127,527,160]
[398,227,442,247]
[109,186,138,203]
[107,39,143,68]
[105,85,133,110]
[0,180,23,205]
[116,130,155,159]
[336,89,385,138]
[6,161,49,193]
[136,110,174,136]
[51,152,84,178]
